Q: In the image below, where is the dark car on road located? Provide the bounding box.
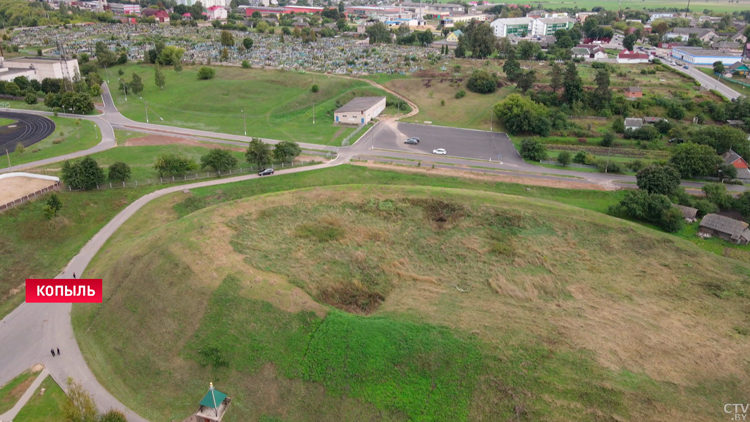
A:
[258,168,274,176]
[404,138,419,145]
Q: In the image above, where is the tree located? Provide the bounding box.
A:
[62,378,98,422]
[336,17,348,31]
[245,138,272,168]
[338,0,344,13]
[601,132,615,147]
[200,149,238,172]
[636,164,681,196]
[154,65,165,90]
[95,41,117,68]
[713,60,725,74]
[469,23,495,58]
[311,84,319,93]
[24,91,37,105]
[108,161,132,182]
[61,157,105,190]
[691,125,750,158]
[549,62,563,93]
[591,69,612,110]
[516,40,541,60]
[466,70,497,94]
[100,410,128,422]
[153,154,198,177]
[198,67,216,80]
[669,142,722,178]
[557,151,572,166]
[610,190,683,232]
[273,140,301,163]
[43,193,62,219]
[454,35,467,58]
[366,22,391,44]
[417,30,434,46]
[623,33,637,51]
[519,138,548,161]
[190,1,205,20]
[220,30,234,46]
[116,52,128,65]
[221,47,229,62]
[494,94,551,136]
[562,62,583,105]
[242,37,254,49]
[516,70,535,92]
[734,192,750,217]
[612,117,625,133]
[703,182,732,209]
[129,73,143,95]
[502,50,522,82]
[59,92,95,114]
[717,163,737,181]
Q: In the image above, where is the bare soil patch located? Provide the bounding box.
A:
[354,162,609,191]
[0,177,57,205]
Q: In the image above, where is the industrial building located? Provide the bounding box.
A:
[0,57,80,82]
[671,47,743,65]
[109,3,141,15]
[334,97,386,125]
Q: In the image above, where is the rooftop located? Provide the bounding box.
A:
[538,17,573,24]
[673,47,741,57]
[675,205,698,220]
[335,96,386,113]
[700,213,750,238]
[491,17,532,25]
[722,149,744,164]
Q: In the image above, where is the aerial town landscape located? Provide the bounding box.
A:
[1,0,750,420]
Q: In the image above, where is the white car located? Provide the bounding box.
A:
[432,148,447,155]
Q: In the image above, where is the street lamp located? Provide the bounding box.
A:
[242,109,246,136]
[312,101,315,125]
[144,99,149,123]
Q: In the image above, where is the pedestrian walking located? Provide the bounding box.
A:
[50,349,55,357]
[57,348,60,355]
[72,272,76,279]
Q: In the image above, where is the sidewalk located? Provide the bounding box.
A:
[0,367,49,422]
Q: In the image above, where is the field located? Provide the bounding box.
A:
[12,376,66,422]
[72,183,750,421]
[108,65,404,146]
[0,117,100,170]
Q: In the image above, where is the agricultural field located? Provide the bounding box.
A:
[108,65,405,146]
[464,0,750,12]
[73,183,750,421]
[0,117,101,170]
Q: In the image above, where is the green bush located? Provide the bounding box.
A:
[557,151,572,166]
[466,69,497,94]
[519,139,547,161]
[596,160,623,174]
[197,67,216,80]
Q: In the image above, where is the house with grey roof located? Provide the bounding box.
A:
[624,118,643,131]
[675,205,698,222]
[699,214,750,244]
[334,96,386,125]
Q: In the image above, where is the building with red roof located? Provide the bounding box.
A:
[141,8,170,23]
[617,49,649,64]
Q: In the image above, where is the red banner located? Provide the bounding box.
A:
[25,279,103,303]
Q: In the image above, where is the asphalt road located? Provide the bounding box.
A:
[373,122,520,163]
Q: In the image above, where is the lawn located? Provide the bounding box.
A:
[107,65,404,146]
[0,117,16,126]
[73,183,750,421]
[0,117,101,170]
[12,376,66,422]
[452,0,750,12]
[0,369,37,414]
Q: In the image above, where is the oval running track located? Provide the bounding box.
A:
[0,112,56,155]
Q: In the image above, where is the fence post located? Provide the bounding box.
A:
[69,186,71,191]
[282,162,284,168]
[161,177,163,183]
[135,180,138,186]
[172,176,175,182]
[229,169,231,175]
[96,184,99,190]
[207,172,209,178]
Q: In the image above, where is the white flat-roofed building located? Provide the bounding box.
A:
[0,56,80,82]
[532,17,574,36]
[110,3,141,14]
[490,17,532,37]
[334,97,386,125]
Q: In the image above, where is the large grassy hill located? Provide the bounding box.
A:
[73,184,750,422]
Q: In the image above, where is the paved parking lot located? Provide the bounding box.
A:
[372,123,522,163]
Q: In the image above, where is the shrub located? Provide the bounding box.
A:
[629,159,645,172]
[557,151,572,166]
[636,164,681,196]
[601,132,614,147]
[241,60,250,68]
[197,67,216,80]
[15,142,24,154]
[455,90,466,99]
[573,151,596,165]
[440,99,445,106]
[466,69,497,94]
[693,198,717,217]
[108,161,132,182]
[519,139,547,161]
[596,159,623,174]
[311,84,319,93]
[609,190,683,232]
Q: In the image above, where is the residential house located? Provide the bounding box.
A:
[206,5,227,20]
[727,61,750,76]
[624,86,642,98]
[571,44,607,60]
[675,205,698,222]
[490,17,532,37]
[141,8,170,23]
[713,41,742,54]
[617,49,650,64]
[532,17,574,36]
[643,117,666,124]
[699,214,750,245]
[575,11,598,22]
[665,28,716,43]
[446,30,463,42]
[624,118,643,130]
[722,149,750,180]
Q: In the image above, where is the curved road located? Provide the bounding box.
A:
[0,75,746,421]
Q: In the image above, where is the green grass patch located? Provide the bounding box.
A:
[0,117,16,126]
[0,117,100,169]
[12,376,66,422]
[108,65,400,145]
[0,369,36,414]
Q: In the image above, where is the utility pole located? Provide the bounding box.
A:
[145,100,149,123]
[242,109,246,136]
[313,101,315,125]
[5,148,11,171]
[490,107,492,131]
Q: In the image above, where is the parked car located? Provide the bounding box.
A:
[404,138,419,145]
[683,65,689,69]
[258,168,274,176]
[432,148,447,155]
